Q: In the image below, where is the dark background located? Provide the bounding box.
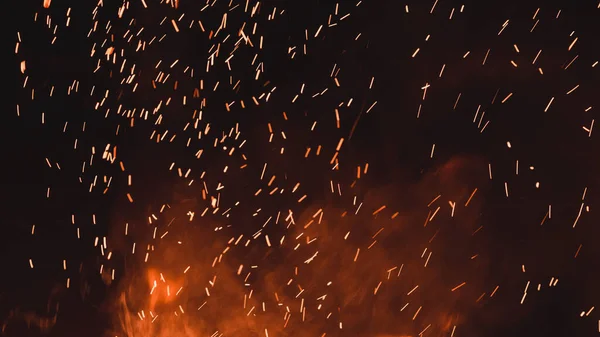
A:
[6,0,599,336]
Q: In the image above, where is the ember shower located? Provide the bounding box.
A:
[7,1,599,337]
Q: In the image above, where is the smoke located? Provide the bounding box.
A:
[100,154,499,337]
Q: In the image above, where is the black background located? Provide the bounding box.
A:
[6,0,599,336]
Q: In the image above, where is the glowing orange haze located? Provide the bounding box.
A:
[107,156,489,337]
[146,268,185,311]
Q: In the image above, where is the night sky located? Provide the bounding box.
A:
[6,1,599,337]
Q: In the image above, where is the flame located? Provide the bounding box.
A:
[116,291,199,337]
[145,268,185,311]
[104,157,489,337]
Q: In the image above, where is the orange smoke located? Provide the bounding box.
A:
[146,268,185,311]
[103,155,492,337]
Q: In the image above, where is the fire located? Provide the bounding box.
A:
[146,268,185,311]
[115,267,194,337]
[107,182,476,337]
[100,158,487,337]
[12,1,598,337]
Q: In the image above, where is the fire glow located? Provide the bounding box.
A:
[105,155,491,337]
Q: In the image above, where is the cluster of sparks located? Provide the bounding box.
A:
[11,0,599,337]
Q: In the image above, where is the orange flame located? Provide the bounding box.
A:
[146,268,185,311]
